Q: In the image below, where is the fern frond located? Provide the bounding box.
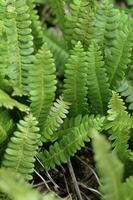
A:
[0,20,8,80]
[41,97,69,142]
[29,44,57,128]
[118,79,133,110]
[0,89,29,112]
[0,168,43,200]
[49,0,65,31]
[105,92,132,162]
[107,91,126,121]
[38,116,104,171]
[94,0,120,53]
[2,114,40,180]
[0,110,13,144]
[65,0,94,48]
[121,177,133,200]
[106,17,133,89]
[87,41,111,114]
[92,132,123,200]
[26,0,44,52]
[0,0,34,96]
[43,30,68,75]
[51,115,105,142]
[63,41,88,116]
[39,125,91,171]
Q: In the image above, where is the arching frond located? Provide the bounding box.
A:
[41,97,69,142]
[38,116,104,171]
[0,89,29,112]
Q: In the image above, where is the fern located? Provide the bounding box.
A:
[26,0,44,52]
[0,20,8,80]
[48,0,65,31]
[106,16,133,89]
[65,0,94,48]
[29,44,57,128]
[41,97,69,142]
[105,92,133,162]
[0,110,13,145]
[121,177,133,200]
[87,41,111,114]
[63,41,88,116]
[38,116,104,171]
[0,0,34,96]
[50,115,105,142]
[2,114,40,180]
[0,168,61,200]
[0,89,29,112]
[118,79,133,110]
[92,132,123,200]
[43,30,68,75]
[94,0,120,54]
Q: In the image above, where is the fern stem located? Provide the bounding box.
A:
[68,159,83,200]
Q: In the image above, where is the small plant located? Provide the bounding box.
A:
[0,0,132,199]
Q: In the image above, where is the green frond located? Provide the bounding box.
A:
[94,0,120,53]
[0,89,29,112]
[0,168,61,200]
[106,17,133,89]
[38,124,91,171]
[63,41,88,116]
[2,114,40,180]
[0,20,8,80]
[0,0,34,96]
[39,116,104,171]
[107,91,126,121]
[92,132,123,200]
[26,0,44,52]
[0,110,13,144]
[29,43,57,128]
[87,41,111,114]
[49,0,65,31]
[65,0,95,48]
[121,177,133,200]
[0,168,43,200]
[118,79,133,110]
[41,97,69,142]
[105,92,132,162]
[51,114,105,142]
[43,30,68,75]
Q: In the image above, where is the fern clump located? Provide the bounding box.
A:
[0,0,132,199]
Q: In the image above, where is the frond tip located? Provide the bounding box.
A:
[63,41,88,116]
[29,43,57,128]
[0,89,29,112]
[41,97,70,142]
